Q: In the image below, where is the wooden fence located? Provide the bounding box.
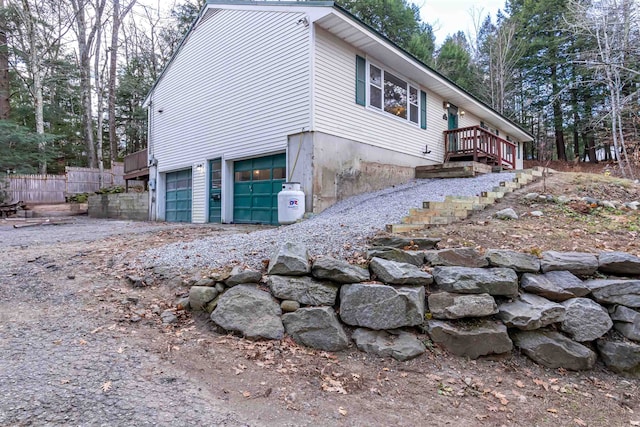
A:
[5,163,125,204]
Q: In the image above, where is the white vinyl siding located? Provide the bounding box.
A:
[149,8,311,174]
[314,27,446,162]
[191,164,207,223]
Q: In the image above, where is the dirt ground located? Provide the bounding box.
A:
[1,169,639,426]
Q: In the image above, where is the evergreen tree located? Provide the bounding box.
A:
[337,0,435,64]
[436,32,481,93]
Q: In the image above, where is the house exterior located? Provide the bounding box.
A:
[144,0,533,224]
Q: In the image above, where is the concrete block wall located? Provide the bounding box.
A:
[88,193,149,221]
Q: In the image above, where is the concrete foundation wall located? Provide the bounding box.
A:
[88,193,149,221]
[289,131,435,214]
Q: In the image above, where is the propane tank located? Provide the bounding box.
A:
[278,182,305,225]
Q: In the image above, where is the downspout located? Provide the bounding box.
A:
[148,100,157,221]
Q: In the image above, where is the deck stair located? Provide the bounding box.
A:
[386,167,545,234]
[415,161,492,179]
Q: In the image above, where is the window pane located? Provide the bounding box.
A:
[409,86,418,105]
[234,170,251,181]
[252,168,271,181]
[370,85,382,109]
[273,167,286,179]
[370,65,381,87]
[410,104,418,124]
[384,72,407,119]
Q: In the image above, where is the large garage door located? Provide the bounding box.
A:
[166,169,192,222]
[234,154,286,225]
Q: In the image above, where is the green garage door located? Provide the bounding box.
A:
[166,169,192,222]
[234,154,286,225]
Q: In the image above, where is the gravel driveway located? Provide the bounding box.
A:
[0,219,259,426]
[142,173,513,271]
[0,173,512,426]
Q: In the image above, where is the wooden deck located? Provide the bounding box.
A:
[443,126,517,169]
[123,149,149,180]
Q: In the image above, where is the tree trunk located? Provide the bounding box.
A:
[107,0,136,162]
[551,64,567,161]
[71,0,107,169]
[0,0,9,120]
[94,13,103,187]
[108,0,120,163]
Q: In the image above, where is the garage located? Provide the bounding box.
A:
[233,154,286,225]
[165,169,192,222]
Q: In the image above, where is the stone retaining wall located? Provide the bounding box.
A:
[169,236,640,376]
[88,193,149,221]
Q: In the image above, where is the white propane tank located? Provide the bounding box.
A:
[278,182,305,225]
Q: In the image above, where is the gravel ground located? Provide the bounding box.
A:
[0,218,189,247]
[142,173,514,271]
[0,234,253,426]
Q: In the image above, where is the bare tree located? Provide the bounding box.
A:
[0,0,10,120]
[7,0,73,173]
[70,0,107,169]
[567,0,639,178]
[108,0,136,162]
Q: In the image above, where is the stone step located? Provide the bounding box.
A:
[423,201,486,211]
[416,166,476,179]
[500,181,521,190]
[515,174,534,185]
[403,210,470,223]
[444,195,483,203]
[409,207,470,216]
[385,223,426,233]
[530,168,545,177]
[422,216,460,225]
[481,191,506,200]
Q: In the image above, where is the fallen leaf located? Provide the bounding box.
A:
[534,378,549,391]
[487,406,499,412]
[117,347,124,354]
[516,380,525,389]
[475,414,489,421]
[242,391,251,398]
[322,377,347,394]
[574,418,587,426]
[338,407,348,416]
[630,421,640,426]
[101,381,112,392]
[547,408,558,414]
[78,339,87,345]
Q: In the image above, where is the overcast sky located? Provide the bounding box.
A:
[135,0,508,47]
[419,0,508,45]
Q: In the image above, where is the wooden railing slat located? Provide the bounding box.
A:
[443,126,516,169]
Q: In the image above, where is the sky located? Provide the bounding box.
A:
[418,0,508,46]
[135,0,508,47]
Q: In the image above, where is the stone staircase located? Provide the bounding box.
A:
[386,167,545,233]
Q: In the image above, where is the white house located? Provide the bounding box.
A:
[144,0,533,224]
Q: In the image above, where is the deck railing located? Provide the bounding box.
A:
[443,126,516,169]
[123,149,149,179]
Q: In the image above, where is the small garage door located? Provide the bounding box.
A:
[166,169,192,222]
[233,154,286,225]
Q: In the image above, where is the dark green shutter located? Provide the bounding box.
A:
[355,55,366,106]
[420,90,427,129]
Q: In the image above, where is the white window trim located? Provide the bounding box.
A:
[366,60,422,128]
